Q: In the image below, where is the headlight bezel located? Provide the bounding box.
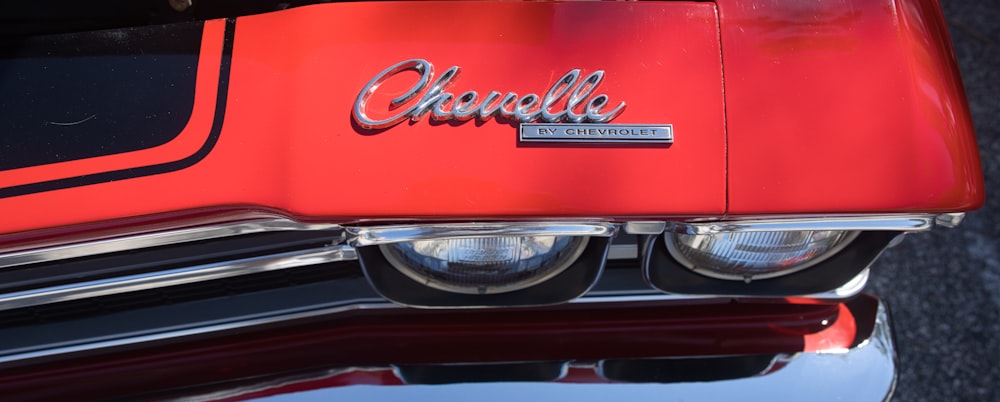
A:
[344,215,947,306]
[643,230,902,298]
[349,222,616,308]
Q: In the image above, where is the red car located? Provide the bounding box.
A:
[0,0,984,400]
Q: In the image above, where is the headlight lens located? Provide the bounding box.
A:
[380,235,589,294]
[665,230,859,281]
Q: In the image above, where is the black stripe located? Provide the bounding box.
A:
[0,18,235,199]
[0,22,203,171]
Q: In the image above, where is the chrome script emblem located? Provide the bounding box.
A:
[353,59,626,130]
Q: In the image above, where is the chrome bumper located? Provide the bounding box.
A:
[0,215,897,401]
[179,301,898,401]
[0,287,895,400]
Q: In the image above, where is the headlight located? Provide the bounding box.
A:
[380,235,589,294]
[665,230,859,281]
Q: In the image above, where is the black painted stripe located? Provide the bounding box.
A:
[0,23,203,171]
[0,19,235,199]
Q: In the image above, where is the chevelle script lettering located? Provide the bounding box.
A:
[352,59,626,130]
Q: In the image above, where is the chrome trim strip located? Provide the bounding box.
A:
[0,219,344,270]
[0,214,960,271]
[0,245,357,311]
[667,215,937,235]
[348,222,617,247]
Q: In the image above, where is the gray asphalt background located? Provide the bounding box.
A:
[866,1,1000,401]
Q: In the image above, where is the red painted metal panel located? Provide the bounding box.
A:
[719,0,984,214]
[232,1,725,219]
[0,1,726,236]
[0,0,984,239]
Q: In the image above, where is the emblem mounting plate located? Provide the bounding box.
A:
[520,124,673,144]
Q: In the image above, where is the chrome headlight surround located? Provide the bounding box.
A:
[349,222,616,307]
[636,215,948,298]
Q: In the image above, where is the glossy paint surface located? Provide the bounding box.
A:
[0,0,984,238]
[231,2,725,218]
[0,1,726,236]
[718,0,984,214]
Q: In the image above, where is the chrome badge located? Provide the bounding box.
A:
[353,59,671,144]
[353,59,625,129]
[520,124,673,144]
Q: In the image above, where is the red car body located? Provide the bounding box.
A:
[0,0,983,400]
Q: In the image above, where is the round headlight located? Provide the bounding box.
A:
[665,230,859,281]
[380,236,589,295]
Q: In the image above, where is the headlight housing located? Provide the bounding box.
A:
[665,230,860,281]
[380,235,589,294]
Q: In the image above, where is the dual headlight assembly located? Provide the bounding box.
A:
[379,230,855,292]
[350,220,907,307]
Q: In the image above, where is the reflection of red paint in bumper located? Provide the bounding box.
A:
[804,302,857,353]
[0,296,881,400]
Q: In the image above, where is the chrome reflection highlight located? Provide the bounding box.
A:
[380,236,588,295]
[665,230,859,281]
[666,215,939,235]
[0,218,343,271]
[0,245,358,311]
[348,222,616,247]
[352,59,626,129]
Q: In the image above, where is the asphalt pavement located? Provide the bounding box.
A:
[866,2,1000,401]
